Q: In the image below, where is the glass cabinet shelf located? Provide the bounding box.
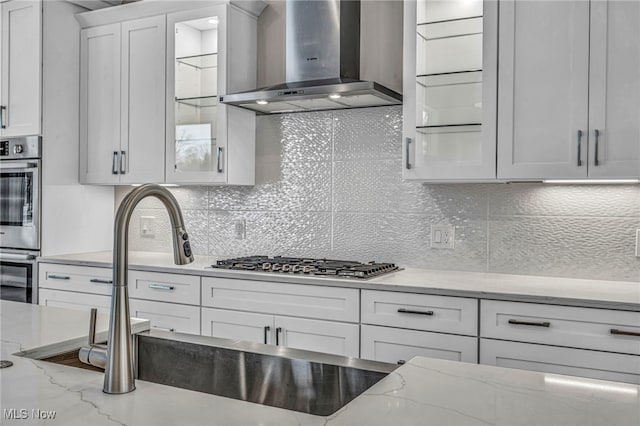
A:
[176,53,218,70]
[416,70,483,126]
[175,95,218,108]
[417,0,483,25]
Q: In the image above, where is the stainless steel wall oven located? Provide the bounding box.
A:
[0,136,41,303]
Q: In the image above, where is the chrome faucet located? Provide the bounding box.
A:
[79,184,194,394]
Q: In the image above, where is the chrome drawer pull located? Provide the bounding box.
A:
[610,329,640,337]
[48,274,70,280]
[148,284,175,291]
[508,319,550,328]
[398,308,434,316]
[90,278,113,284]
[152,326,175,332]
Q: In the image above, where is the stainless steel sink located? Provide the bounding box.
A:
[136,331,396,416]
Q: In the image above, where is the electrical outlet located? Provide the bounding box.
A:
[636,229,640,258]
[431,224,455,249]
[140,216,156,238]
[234,219,246,240]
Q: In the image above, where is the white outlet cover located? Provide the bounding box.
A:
[140,216,156,238]
[431,224,455,249]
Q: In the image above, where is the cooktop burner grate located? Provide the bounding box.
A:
[211,256,399,279]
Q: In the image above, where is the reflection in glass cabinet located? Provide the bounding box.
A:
[173,16,219,174]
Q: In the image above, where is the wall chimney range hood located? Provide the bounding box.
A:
[221,0,403,114]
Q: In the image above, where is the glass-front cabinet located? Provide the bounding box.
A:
[402,0,497,181]
[166,5,257,185]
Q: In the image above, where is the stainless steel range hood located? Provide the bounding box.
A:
[221,0,403,114]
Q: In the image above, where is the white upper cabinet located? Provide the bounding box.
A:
[165,5,256,185]
[80,16,165,184]
[0,0,41,137]
[498,0,640,180]
[403,0,498,181]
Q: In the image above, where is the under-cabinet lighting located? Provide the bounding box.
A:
[131,184,179,187]
[544,375,638,396]
[256,100,269,105]
[208,18,219,24]
[542,179,640,185]
[329,94,342,99]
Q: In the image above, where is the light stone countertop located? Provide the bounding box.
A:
[38,251,640,311]
[1,301,639,426]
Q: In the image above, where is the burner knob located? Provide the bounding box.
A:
[282,264,291,272]
[272,263,281,272]
[262,263,271,271]
[291,265,301,273]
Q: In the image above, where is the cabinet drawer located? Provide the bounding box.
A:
[38,289,111,314]
[275,316,360,358]
[361,324,478,364]
[361,290,478,336]
[480,339,640,385]
[128,270,200,305]
[201,278,359,323]
[38,263,112,296]
[201,307,273,344]
[481,300,640,355]
[129,299,200,335]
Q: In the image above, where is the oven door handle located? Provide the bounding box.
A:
[0,253,36,261]
[0,162,38,170]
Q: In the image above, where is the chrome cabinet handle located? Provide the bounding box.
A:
[594,129,601,166]
[577,130,583,166]
[148,284,175,291]
[216,147,223,172]
[275,327,282,346]
[508,319,551,328]
[48,274,70,280]
[405,137,412,170]
[610,328,640,337]
[0,106,6,129]
[152,325,175,332]
[90,278,113,284]
[112,151,119,175]
[119,150,126,174]
[398,308,434,316]
[264,326,271,344]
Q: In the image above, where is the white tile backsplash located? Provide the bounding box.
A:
[122,105,640,282]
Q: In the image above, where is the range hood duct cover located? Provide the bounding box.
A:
[221,0,402,114]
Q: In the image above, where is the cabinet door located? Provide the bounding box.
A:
[274,316,360,358]
[497,0,590,180]
[361,325,478,364]
[120,16,166,184]
[403,0,497,181]
[0,0,41,137]
[587,0,640,178]
[480,339,640,385]
[79,23,121,184]
[201,307,273,344]
[130,298,200,335]
[38,288,111,315]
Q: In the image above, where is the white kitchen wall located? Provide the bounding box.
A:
[119,106,640,282]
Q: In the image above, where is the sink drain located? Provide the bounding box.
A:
[0,360,14,368]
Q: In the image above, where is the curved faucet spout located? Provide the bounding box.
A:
[104,184,194,394]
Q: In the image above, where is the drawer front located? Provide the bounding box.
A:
[275,315,360,358]
[38,289,111,314]
[361,324,478,364]
[480,338,640,385]
[129,299,200,335]
[481,300,640,355]
[128,270,200,305]
[38,263,113,296]
[201,278,360,323]
[201,307,274,344]
[361,290,478,336]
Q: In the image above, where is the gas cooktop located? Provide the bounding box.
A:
[211,256,399,280]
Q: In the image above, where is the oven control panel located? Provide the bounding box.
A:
[0,136,41,159]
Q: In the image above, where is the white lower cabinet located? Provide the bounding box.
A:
[38,289,111,314]
[480,339,640,385]
[201,307,359,357]
[129,299,200,335]
[361,325,478,364]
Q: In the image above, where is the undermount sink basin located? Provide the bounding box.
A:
[38,331,396,416]
[136,332,395,416]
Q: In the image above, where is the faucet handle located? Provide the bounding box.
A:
[88,308,97,345]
